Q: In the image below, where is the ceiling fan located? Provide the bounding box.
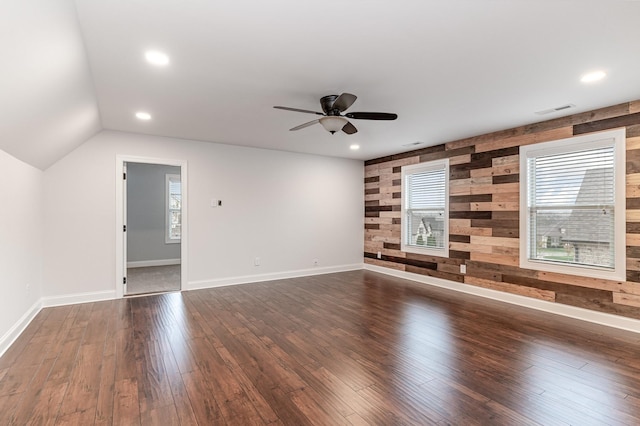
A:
[274,93,397,135]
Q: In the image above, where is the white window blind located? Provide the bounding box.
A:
[528,146,614,268]
[520,128,625,280]
[401,160,449,256]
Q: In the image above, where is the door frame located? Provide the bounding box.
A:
[115,155,188,298]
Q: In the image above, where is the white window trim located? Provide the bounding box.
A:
[166,173,181,244]
[401,159,450,257]
[519,128,626,281]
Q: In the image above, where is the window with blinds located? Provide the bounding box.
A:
[520,129,625,280]
[401,159,449,256]
[166,174,181,243]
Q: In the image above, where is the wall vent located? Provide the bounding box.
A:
[535,104,576,115]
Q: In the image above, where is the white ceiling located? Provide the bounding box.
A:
[4,1,640,169]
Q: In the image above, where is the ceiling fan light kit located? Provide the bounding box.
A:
[274,92,397,135]
[319,116,348,134]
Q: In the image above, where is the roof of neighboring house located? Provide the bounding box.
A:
[561,168,614,244]
[535,215,567,239]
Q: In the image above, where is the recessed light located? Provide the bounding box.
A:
[580,70,606,83]
[135,111,151,120]
[350,144,360,150]
[145,50,169,66]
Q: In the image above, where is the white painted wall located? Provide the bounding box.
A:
[0,0,100,170]
[127,163,181,263]
[43,130,363,298]
[0,150,43,350]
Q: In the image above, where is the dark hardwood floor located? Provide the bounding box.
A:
[1,270,640,425]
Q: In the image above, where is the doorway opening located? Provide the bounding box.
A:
[115,156,188,298]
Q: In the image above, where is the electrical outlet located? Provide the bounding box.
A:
[460,264,466,274]
[254,257,260,266]
[313,258,319,266]
[26,283,30,295]
[377,251,382,259]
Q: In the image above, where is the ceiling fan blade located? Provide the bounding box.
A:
[274,106,324,115]
[332,93,357,112]
[342,121,358,135]
[290,119,319,131]
[345,112,398,120]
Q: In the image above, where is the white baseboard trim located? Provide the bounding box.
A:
[42,290,116,308]
[188,263,364,291]
[0,300,43,358]
[127,258,181,268]
[364,264,640,334]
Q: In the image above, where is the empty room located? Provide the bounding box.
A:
[2,0,640,424]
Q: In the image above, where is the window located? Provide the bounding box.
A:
[520,129,625,280]
[401,159,449,256]
[166,174,181,243]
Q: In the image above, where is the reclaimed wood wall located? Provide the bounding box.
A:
[364,100,640,319]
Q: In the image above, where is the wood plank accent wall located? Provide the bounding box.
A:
[364,100,640,320]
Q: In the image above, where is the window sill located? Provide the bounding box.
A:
[402,244,449,258]
[520,258,625,282]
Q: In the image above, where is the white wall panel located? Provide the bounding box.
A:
[43,130,363,297]
[0,149,43,353]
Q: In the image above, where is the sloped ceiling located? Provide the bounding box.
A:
[0,0,100,170]
[3,1,640,169]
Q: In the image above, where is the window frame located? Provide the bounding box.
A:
[165,173,181,244]
[519,128,626,281]
[401,159,450,257]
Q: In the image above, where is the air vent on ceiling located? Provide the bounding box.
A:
[535,104,576,115]
[402,141,424,147]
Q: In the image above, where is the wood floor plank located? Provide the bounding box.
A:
[46,326,85,387]
[112,378,140,425]
[287,387,352,426]
[55,342,104,418]
[113,326,137,382]
[8,356,57,424]
[0,392,25,425]
[54,407,97,425]
[94,354,116,426]
[181,370,224,425]
[212,344,281,424]
[140,403,181,426]
[41,305,85,359]
[16,382,68,426]
[1,270,640,424]
[0,363,38,397]
[135,338,174,416]
[158,336,199,426]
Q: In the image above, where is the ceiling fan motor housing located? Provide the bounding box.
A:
[320,95,340,115]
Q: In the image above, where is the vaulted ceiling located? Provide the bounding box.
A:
[3,0,640,170]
